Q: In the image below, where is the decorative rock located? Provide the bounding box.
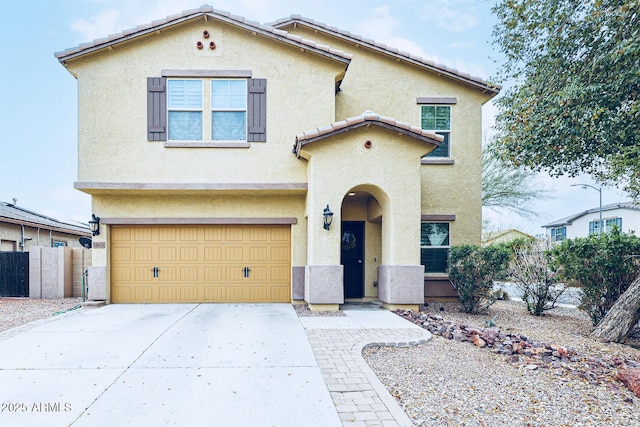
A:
[616,368,640,398]
[473,335,487,348]
[526,364,539,371]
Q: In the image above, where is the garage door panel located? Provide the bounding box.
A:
[180,246,198,261]
[270,246,290,262]
[204,286,223,300]
[204,247,223,261]
[159,267,177,281]
[111,225,291,303]
[159,286,177,301]
[112,247,131,262]
[270,286,290,302]
[134,266,151,281]
[158,247,176,261]
[134,286,153,302]
[180,286,199,301]
[225,287,244,301]
[249,286,268,302]
[204,266,223,281]
[180,266,199,281]
[158,227,176,241]
[225,266,243,282]
[134,228,153,241]
[225,246,243,261]
[134,246,153,262]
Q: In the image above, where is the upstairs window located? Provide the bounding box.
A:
[421,106,451,157]
[168,80,203,140]
[147,75,266,143]
[589,217,622,234]
[421,222,450,273]
[211,79,246,141]
[550,227,566,242]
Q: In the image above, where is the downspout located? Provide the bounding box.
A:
[20,224,25,252]
[37,227,40,246]
[49,229,52,247]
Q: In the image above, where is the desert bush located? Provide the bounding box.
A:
[551,227,640,325]
[510,238,565,316]
[448,244,510,314]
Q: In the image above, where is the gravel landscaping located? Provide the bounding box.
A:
[0,297,83,332]
[363,300,640,426]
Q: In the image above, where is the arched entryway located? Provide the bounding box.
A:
[340,185,386,301]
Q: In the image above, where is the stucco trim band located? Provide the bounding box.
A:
[164,142,251,148]
[416,97,458,105]
[102,217,298,225]
[162,69,252,78]
[421,158,454,165]
[75,182,308,192]
[421,214,456,221]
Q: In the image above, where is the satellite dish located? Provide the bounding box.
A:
[79,237,92,249]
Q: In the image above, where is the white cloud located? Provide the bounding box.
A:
[421,0,479,33]
[354,5,440,62]
[71,9,120,41]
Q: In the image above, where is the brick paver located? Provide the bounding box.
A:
[305,326,430,426]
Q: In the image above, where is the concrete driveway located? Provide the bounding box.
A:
[0,304,340,427]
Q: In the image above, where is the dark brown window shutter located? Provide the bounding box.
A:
[247,78,266,142]
[147,77,167,141]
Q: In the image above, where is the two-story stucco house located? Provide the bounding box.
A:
[543,202,640,242]
[55,6,499,310]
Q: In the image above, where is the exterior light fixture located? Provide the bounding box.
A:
[89,214,101,236]
[323,205,333,230]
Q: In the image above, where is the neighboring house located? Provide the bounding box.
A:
[542,202,640,242]
[55,5,499,309]
[0,201,91,251]
[482,229,536,246]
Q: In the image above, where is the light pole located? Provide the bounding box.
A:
[571,184,602,233]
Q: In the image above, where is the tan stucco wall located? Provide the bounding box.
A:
[64,16,346,186]
[284,26,491,247]
[301,126,429,266]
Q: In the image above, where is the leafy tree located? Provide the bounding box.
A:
[551,227,640,325]
[491,0,640,197]
[482,144,549,218]
[448,244,511,314]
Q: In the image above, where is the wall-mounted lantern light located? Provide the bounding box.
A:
[323,205,333,230]
[89,214,101,236]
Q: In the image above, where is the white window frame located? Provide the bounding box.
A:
[167,79,204,141]
[421,105,451,158]
[210,79,247,141]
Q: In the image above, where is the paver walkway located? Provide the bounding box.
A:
[299,307,432,426]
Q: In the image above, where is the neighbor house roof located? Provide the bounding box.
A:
[482,229,536,246]
[293,111,443,157]
[269,15,500,95]
[55,5,352,66]
[542,202,640,228]
[0,201,91,236]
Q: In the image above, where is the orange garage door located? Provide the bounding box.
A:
[110,225,291,303]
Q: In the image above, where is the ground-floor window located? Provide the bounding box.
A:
[421,222,450,273]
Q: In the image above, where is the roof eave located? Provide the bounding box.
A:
[56,11,352,67]
[271,17,500,96]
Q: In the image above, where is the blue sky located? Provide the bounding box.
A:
[0,0,627,234]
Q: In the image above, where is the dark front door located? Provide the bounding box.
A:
[341,221,364,298]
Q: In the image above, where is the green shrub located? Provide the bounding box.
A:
[551,227,640,325]
[448,244,510,314]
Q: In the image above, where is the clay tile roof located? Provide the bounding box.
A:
[293,111,443,157]
[55,5,352,65]
[269,15,500,94]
